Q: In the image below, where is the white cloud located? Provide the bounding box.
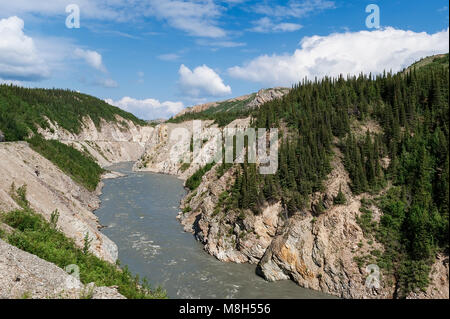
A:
[196,39,246,48]
[105,96,184,120]
[228,27,450,87]
[0,16,50,81]
[148,0,226,38]
[179,64,231,97]
[0,15,112,83]
[0,1,125,21]
[253,0,335,18]
[273,23,303,32]
[0,1,227,38]
[74,48,106,72]
[158,53,181,61]
[250,17,302,33]
[96,78,118,88]
[0,78,23,85]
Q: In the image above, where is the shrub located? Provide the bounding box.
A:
[1,209,166,299]
[185,162,215,191]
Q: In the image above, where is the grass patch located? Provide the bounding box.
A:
[1,208,166,299]
[1,185,166,299]
[27,135,104,191]
[185,162,215,191]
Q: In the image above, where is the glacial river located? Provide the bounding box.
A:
[95,162,333,299]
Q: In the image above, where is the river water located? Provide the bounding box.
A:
[95,162,333,299]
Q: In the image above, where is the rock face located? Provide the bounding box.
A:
[173,88,290,119]
[141,124,449,298]
[177,146,391,298]
[37,115,154,167]
[247,87,290,109]
[0,115,157,299]
[135,118,251,180]
[0,239,124,299]
[0,142,117,263]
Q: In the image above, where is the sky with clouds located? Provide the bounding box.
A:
[0,0,449,120]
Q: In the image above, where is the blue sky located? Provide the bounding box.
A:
[0,0,449,119]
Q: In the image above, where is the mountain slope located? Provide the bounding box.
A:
[0,85,152,190]
[139,53,449,298]
[168,87,289,126]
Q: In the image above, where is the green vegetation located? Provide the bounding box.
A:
[342,131,386,194]
[403,54,449,75]
[167,95,257,127]
[185,162,215,190]
[0,85,148,191]
[168,109,251,127]
[0,85,146,141]
[333,185,347,205]
[27,135,104,191]
[1,186,166,299]
[180,162,191,173]
[222,53,449,295]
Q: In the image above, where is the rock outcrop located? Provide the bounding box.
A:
[0,239,124,299]
[134,118,251,180]
[173,88,290,119]
[247,87,290,109]
[37,115,154,167]
[0,142,117,263]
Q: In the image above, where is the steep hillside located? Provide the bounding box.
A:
[0,86,166,299]
[0,85,153,190]
[137,53,449,299]
[403,53,449,74]
[0,85,146,141]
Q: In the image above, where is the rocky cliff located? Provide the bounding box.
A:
[0,114,155,298]
[0,142,117,263]
[37,115,154,168]
[136,119,449,299]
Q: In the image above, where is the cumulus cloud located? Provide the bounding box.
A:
[0,16,50,81]
[179,64,231,97]
[250,17,302,33]
[105,96,184,120]
[228,27,450,87]
[0,15,112,83]
[74,48,106,72]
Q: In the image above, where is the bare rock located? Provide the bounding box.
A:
[0,239,124,299]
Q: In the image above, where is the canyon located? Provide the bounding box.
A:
[0,85,448,299]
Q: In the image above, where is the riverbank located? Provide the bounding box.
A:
[95,162,335,299]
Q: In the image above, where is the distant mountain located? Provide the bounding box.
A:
[172,87,290,119]
[402,53,449,74]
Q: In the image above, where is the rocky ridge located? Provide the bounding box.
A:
[37,115,154,167]
[173,87,290,119]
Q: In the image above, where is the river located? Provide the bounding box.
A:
[95,162,333,299]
